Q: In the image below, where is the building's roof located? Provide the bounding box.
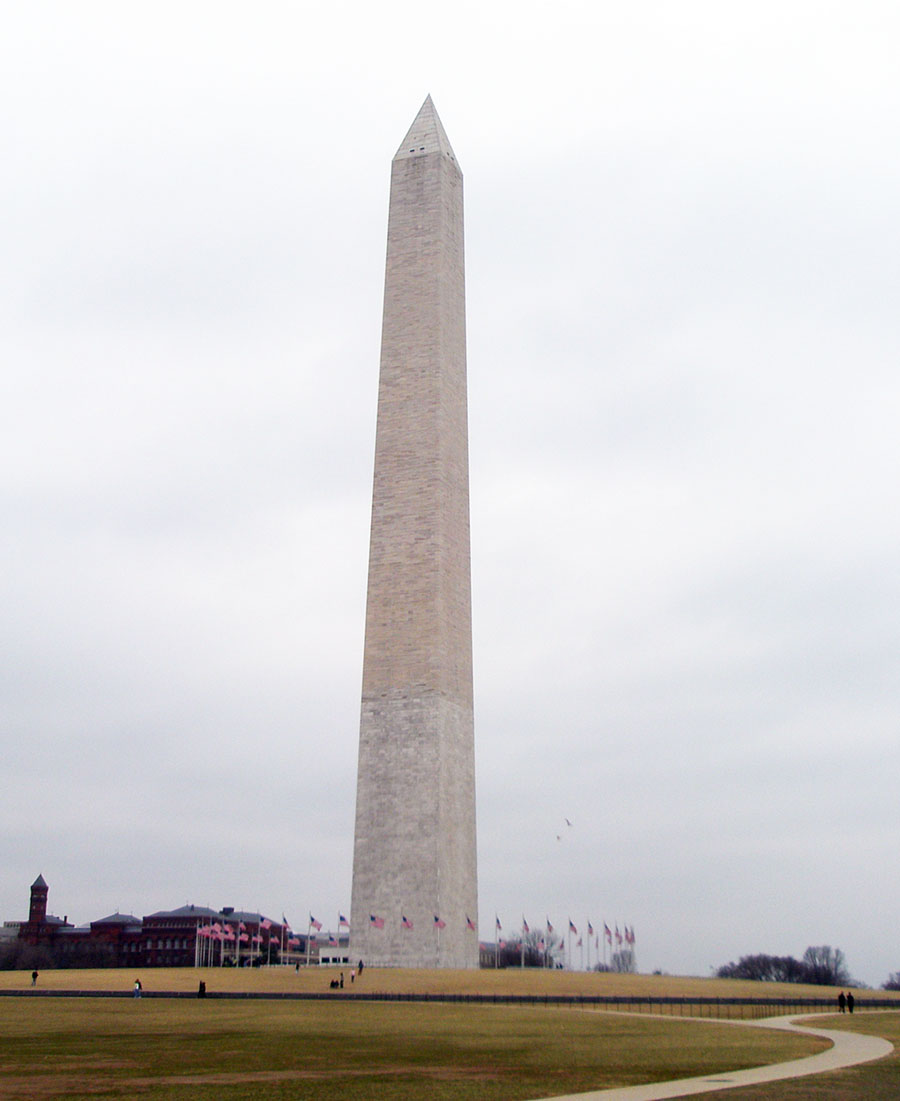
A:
[31,874,47,889]
[57,925,90,936]
[92,912,142,927]
[220,910,268,924]
[143,904,220,920]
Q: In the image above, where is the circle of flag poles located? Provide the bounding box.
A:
[193,909,634,972]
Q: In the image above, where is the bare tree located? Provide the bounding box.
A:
[611,948,636,973]
[717,946,851,986]
[802,945,850,986]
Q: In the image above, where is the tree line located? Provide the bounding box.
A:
[716,945,851,986]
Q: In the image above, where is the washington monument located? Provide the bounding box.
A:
[349,97,478,968]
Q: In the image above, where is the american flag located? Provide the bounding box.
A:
[568,920,577,934]
[604,923,612,943]
[546,919,554,933]
[587,922,594,937]
[309,915,322,931]
[339,914,350,927]
[434,915,446,929]
[522,916,530,933]
[466,915,476,931]
[495,915,502,930]
[370,914,385,929]
[402,915,414,929]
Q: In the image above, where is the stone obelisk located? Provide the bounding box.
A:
[349,97,478,968]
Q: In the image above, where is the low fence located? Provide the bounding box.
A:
[3,989,899,1018]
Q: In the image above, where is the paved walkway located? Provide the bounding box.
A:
[544,1014,894,1100]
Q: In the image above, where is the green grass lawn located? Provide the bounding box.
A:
[0,998,825,1100]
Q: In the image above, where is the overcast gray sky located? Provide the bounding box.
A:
[3,2,899,986]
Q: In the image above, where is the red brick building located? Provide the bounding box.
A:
[10,876,303,969]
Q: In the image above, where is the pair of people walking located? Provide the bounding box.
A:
[837,990,854,1013]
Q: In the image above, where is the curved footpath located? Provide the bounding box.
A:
[543,1014,894,1100]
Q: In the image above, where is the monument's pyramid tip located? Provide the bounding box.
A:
[394,95,458,163]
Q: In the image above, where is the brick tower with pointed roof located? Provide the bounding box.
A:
[349,97,478,968]
[28,874,48,925]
